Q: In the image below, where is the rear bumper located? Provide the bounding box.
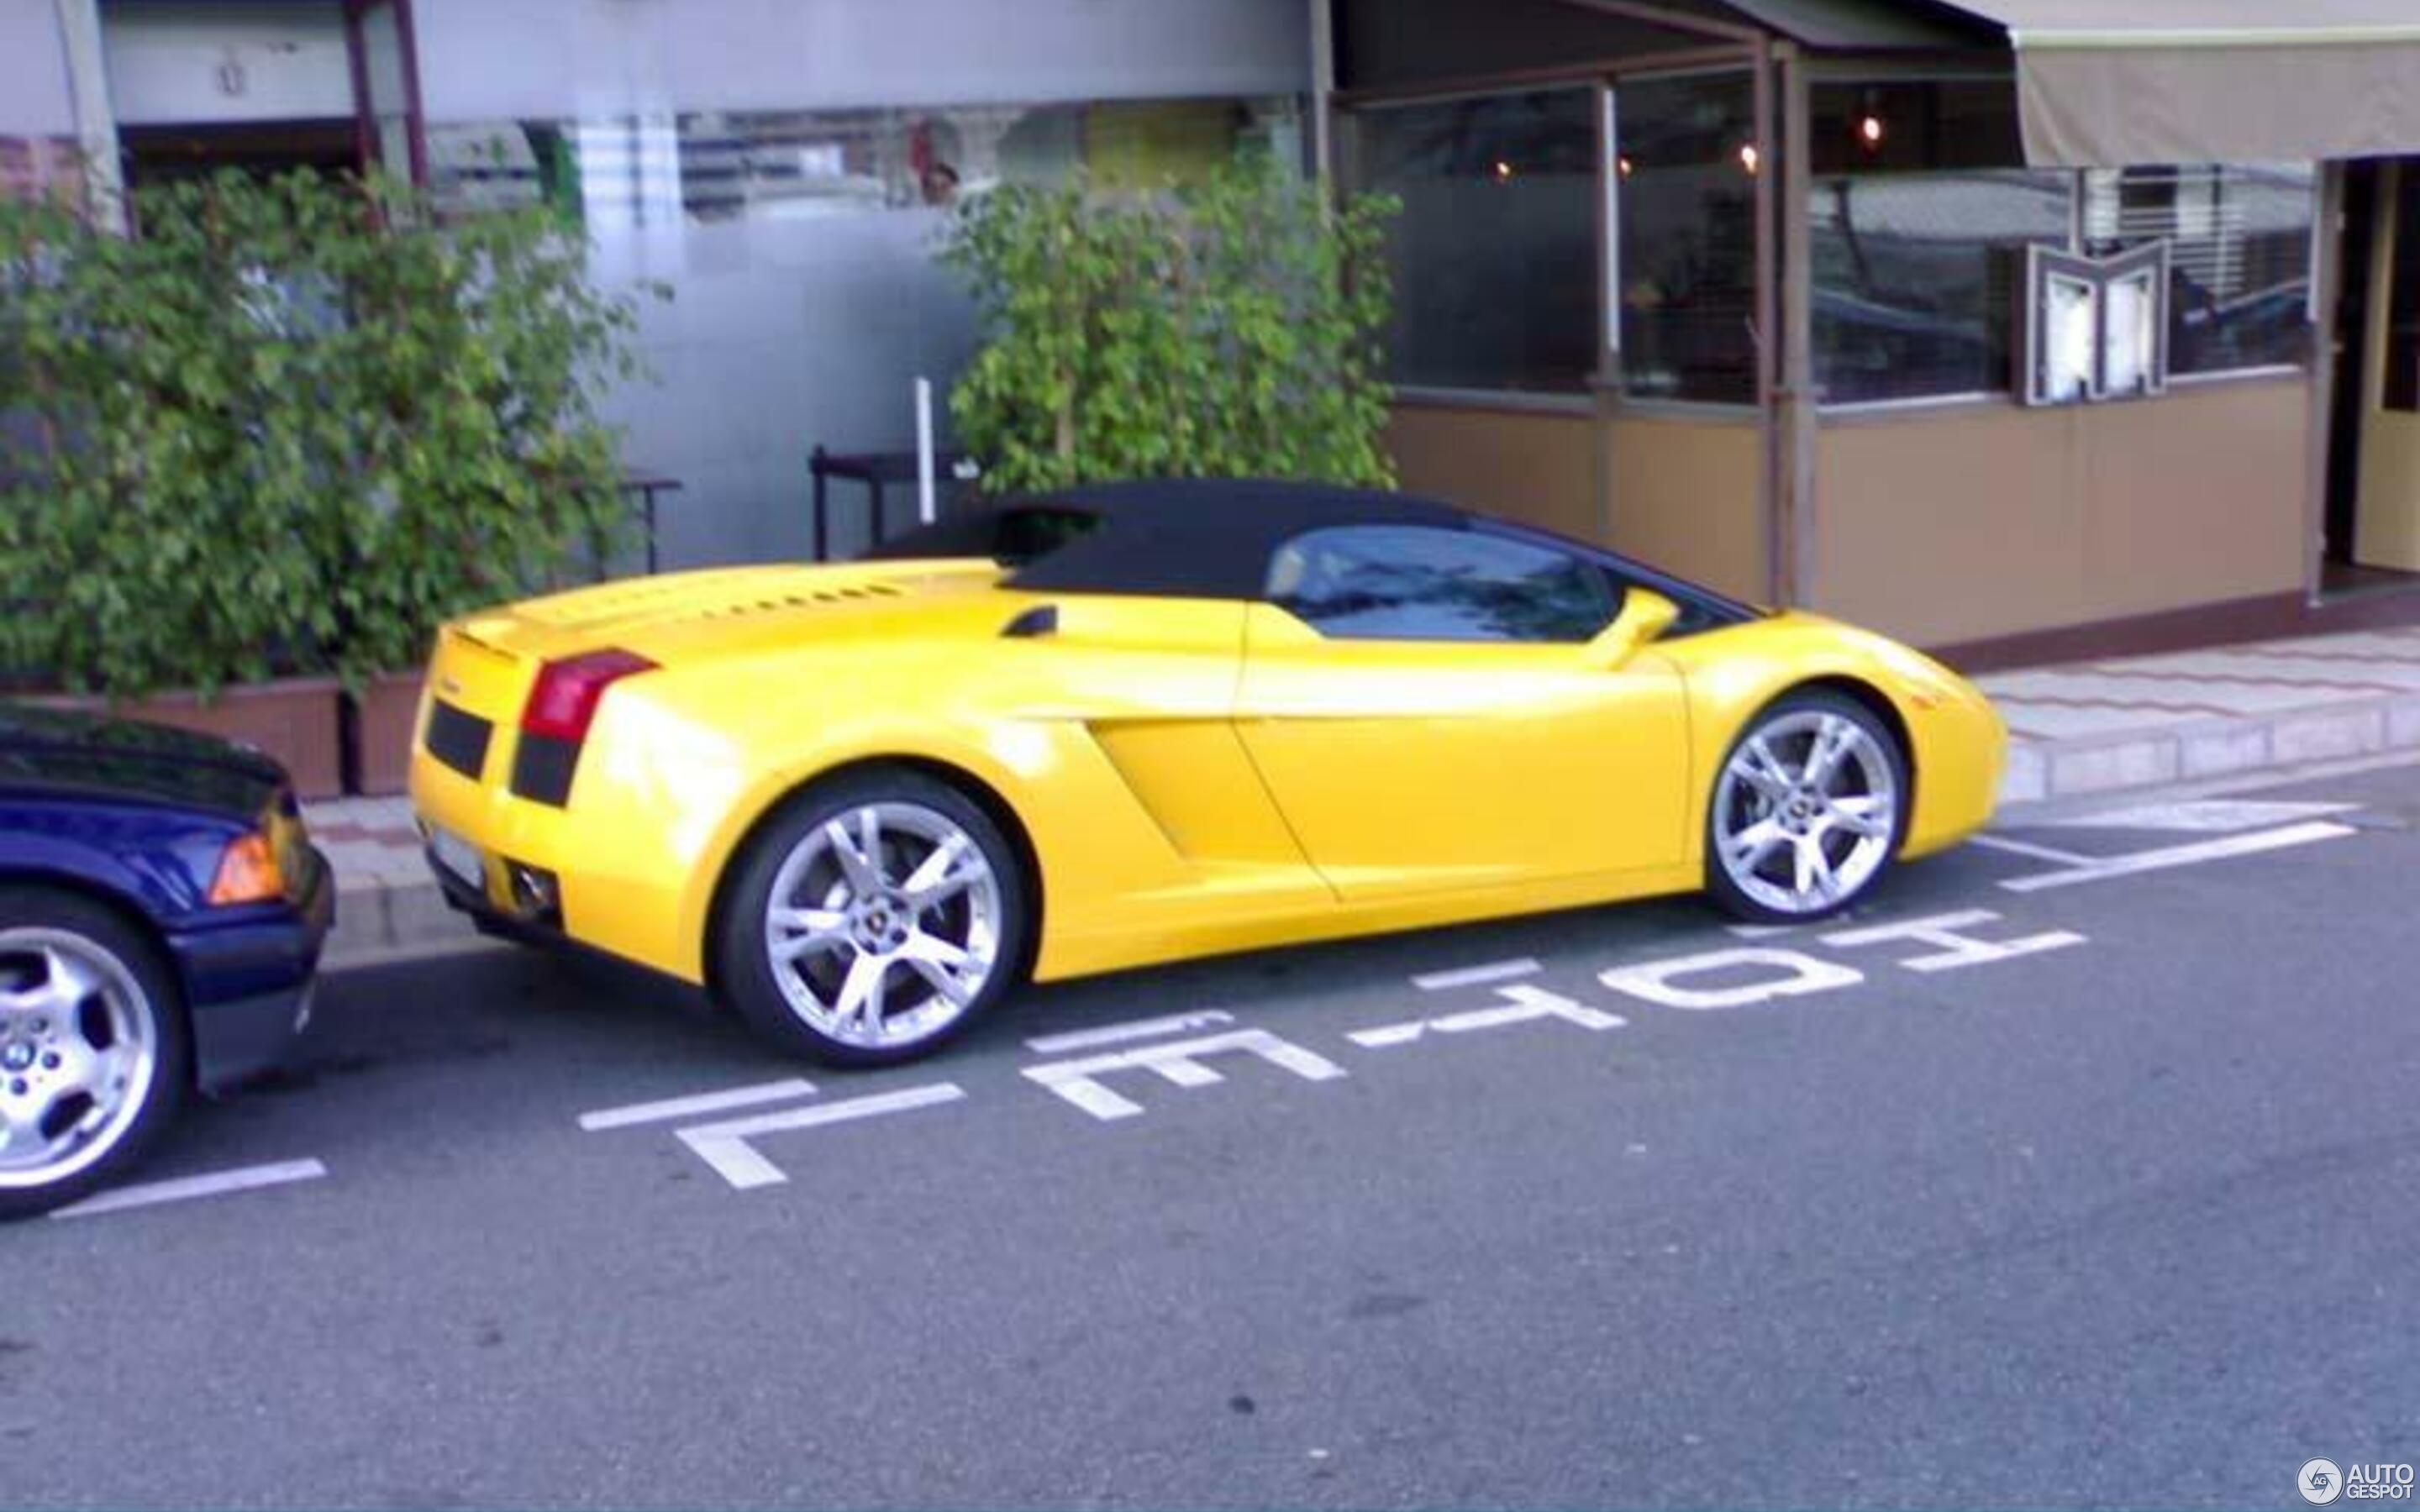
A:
[167,844,334,1094]
[410,725,712,984]
[427,850,558,945]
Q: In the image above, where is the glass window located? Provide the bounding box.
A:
[1807,78,2069,405]
[1808,79,2024,177]
[1812,169,2072,403]
[427,97,1303,225]
[1617,71,1758,404]
[1349,89,1599,393]
[2083,163,2314,376]
[1267,526,1620,643]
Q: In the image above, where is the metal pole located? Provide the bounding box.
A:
[914,376,938,526]
[51,0,124,231]
[1309,0,1337,183]
[1779,45,1817,612]
[1752,32,1783,606]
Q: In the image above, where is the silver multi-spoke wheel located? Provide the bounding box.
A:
[1712,703,1901,918]
[0,928,160,1197]
[760,801,1005,1053]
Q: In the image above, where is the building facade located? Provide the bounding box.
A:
[1325,0,2420,660]
[2,0,1309,566]
[11,0,2420,659]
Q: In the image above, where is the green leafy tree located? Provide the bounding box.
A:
[940,155,1398,495]
[0,169,655,696]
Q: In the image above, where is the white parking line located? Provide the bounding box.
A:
[577,1077,818,1131]
[50,1158,328,1220]
[677,1084,967,1189]
[1409,958,1539,991]
[2001,820,2358,893]
[1970,834,2096,867]
[1023,1010,1234,1055]
[2032,799,2355,834]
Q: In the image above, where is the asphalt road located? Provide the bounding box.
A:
[9,757,2420,1509]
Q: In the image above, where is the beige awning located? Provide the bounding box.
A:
[1938,1,2420,165]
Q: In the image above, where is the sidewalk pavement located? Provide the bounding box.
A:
[1975,624,2420,803]
[308,622,2420,969]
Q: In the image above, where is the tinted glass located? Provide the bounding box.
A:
[2083,163,2315,377]
[1807,79,2070,404]
[1618,72,1758,404]
[1812,169,2072,402]
[1268,526,1619,643]
[1350,89,1598,392]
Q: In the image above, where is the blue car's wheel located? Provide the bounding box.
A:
[0,888,191,1218]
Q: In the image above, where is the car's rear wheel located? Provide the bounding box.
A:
[716,771,1028,1067]
[1704,690,1907,924]
[0,889,190,1219]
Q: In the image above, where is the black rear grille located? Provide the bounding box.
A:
[509,732,580,806]
[424,701,493,779]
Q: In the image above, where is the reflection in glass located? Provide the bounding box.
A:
[1270,526,1619,643]
[1812,169,2071,403]
[2084,164,2313,377]
[1617,72,1758,405]
[428,97,1302,228]
[1349,89,1598,393]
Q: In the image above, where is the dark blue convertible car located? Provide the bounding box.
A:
[0,705,333,1215]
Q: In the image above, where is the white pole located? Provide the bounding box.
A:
[53,0,126,232]
[913,376,938,526]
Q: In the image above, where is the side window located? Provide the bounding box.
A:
[1265,526,1622,643]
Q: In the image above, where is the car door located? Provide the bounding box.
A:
[1233,524,1691,902]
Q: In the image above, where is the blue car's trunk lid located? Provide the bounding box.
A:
[0,702,289,822]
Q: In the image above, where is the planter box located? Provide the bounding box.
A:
[350,671,426,797]
[29,677,345,800]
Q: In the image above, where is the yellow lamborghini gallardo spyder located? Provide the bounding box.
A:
[410,480,2003,1064]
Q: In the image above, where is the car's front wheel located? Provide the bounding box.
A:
[1704,690,1907,924]
[716,771,1028,1067]
[0,888,189,1219]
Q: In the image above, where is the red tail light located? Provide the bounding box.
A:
[521,648,656,743]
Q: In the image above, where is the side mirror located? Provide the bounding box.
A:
[1581,588,1681,669]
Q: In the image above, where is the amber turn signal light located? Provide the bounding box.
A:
[208,832,287,906]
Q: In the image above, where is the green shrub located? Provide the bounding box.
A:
[940,155,1398,496]
[0,171,652,696]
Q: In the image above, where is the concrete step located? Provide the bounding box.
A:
[1998,690,2420,805]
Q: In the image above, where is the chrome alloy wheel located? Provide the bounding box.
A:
[0,929,160,1194]
[761,801,1004,1051]
[1712,709,1899,917]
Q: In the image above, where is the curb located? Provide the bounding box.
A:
[324,875,478,973]
[322,690,2420,974]
[1997,690,2420,806]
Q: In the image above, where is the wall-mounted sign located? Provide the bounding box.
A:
[2021,241,2170,406]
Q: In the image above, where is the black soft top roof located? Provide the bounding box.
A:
[865,478,1477,599]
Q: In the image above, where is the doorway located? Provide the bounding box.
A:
[2324,157,2420,594]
